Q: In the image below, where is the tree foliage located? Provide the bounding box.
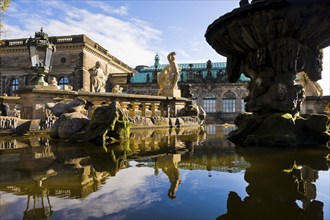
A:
[0,0,11,43]
[0,0,10,12]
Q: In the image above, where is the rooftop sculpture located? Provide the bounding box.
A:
[205,0,330,146]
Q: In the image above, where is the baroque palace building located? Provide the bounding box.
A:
[128,55,250,122]
[0,34,134,95]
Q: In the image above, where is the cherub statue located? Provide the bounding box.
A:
[112,84,123,94]
[49,77,60,89]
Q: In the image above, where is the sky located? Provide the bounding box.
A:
[2,0,330,95]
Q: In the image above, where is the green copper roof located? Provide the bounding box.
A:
[131,61,250,83]
[140,62,226,72]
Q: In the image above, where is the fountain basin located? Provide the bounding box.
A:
[205,0,330,147]
[205,0,330,82]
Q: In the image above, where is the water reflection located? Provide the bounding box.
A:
[0,125,329,219]
[157,154,181,199]
[218,147,330,220]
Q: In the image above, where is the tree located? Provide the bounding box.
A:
[0,0,11,44]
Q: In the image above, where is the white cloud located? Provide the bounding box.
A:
[190,38,204,52]
[177,49,190,59]
[5,1,162,67]
[168,25,186,35]
[49,167,164,219]
[86,1,129,16]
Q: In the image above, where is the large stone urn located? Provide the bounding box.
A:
[205,0,330,146]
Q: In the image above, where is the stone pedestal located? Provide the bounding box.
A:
[15,86,75,119]
[161,89,181,98]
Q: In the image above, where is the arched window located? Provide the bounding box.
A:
[58,76,69,90]
[9,79,19,96]
[203,93,216,113]
[222,91,236,112]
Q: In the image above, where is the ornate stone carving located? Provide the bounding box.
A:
[157,52,181,97]
[205,0,330,146]
[297,72,323,97]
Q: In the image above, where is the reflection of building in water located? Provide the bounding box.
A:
[206,124,237,135]
[129,127,206,157]
[198,125,237,150]
[180,147,249,173]
[217,148,330,220]
[0,138,128,202]
[156,154,181,199]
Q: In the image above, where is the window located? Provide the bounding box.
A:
[9,79,19,96]
[222,91,236,112]
[203,93,216,113]
[241,92,248,112]
[58,76,69,90]
[241,99,245,112]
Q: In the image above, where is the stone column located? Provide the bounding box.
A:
[82,68,91,92]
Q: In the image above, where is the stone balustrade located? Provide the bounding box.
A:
[0,88,203,135]
[0,116,18,129]
[13,87,188,120]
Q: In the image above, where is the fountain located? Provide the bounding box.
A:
[205,0,330,146]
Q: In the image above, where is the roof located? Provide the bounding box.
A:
[140,62,226,72]
[131,62,250,83]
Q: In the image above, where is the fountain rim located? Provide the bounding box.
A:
[205,0,330,47]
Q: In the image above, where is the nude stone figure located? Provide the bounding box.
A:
[91,61,108,93]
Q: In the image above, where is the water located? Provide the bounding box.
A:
[0,125,329,220]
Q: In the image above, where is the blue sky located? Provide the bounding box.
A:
[3,0,330,94]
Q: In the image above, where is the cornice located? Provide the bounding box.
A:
[83,45,132,73]
[84,44,111,62]
[0,44,85,54]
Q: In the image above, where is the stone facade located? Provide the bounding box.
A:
[0,34,134,95]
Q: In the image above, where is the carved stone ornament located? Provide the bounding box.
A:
[205,0,330,147]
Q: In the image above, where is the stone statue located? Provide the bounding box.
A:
[49,77,60,90]
[297,72,323,97]
[167,52,181,90]
[157,52,182,97]
[112,84,123,94]
[90,61,108,93]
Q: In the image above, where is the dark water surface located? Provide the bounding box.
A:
[0,125,329,220]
